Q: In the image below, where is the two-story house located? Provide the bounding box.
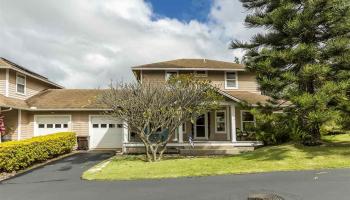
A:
[0,58,274,154]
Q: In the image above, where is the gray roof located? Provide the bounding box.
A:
[132,58,245,70]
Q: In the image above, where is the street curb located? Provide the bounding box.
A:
[0,151,82,183]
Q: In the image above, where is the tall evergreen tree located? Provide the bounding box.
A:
[231,0,350,145]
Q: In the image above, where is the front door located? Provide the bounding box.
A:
[194,114,208,139]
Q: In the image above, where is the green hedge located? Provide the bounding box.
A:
[0,132,76,172]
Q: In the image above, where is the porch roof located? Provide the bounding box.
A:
[0,89,109,111]
[0,89,290,111]
[26,89,109,110]
[0,95,29,109]
[219,90,291,106]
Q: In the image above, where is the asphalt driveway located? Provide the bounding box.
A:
[1,152,350,200]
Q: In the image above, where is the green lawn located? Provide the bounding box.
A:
[83,134,350,181]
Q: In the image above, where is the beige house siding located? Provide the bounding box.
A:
[71,111,102,136]
[2,107,245,143]
[30,111,102,137]
[141,70,260,93]
[142,70,165,82]
[0,69,6,96]
[3,109,18,141]
[3,110,104,141]
[203,71,259,93]
[20,110,34,140]
[233,72,260,93]
[71,112,90,137]
[8,70,52,100]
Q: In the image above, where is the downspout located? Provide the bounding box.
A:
[17,109,21,141]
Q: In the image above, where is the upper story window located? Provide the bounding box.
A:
[194,70,207,77]
[165,71,178,81]
[225,71,238,89]
[16,74,26,95]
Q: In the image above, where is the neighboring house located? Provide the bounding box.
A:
[0,57,278,154]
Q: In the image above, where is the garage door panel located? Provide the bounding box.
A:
[90,116,123,149]
[35,115,70,136]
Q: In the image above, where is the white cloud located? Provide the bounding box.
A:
[0,0,255,88]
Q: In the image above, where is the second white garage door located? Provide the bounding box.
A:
[89,115,124,149]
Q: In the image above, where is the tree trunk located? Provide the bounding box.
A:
[144,144,151,162]
[139,134,152,162]
[152,149,157,162]
[158,145,167,161]
[301,118,322,146]
[148,145,159,162]
[139,131,175,162]
[309,125,321,145]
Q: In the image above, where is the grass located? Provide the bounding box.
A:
[83,134,350,181]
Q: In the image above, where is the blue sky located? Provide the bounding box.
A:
[147,0,212,22]
[0,0,256,88]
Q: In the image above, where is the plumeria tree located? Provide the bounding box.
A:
[100,75,221,161]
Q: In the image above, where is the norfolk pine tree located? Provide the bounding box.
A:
[231,0,350,145]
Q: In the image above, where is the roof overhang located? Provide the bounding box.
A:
[0,65,64,89]
[132,68,246,71]
[0,105,111,111]
[215,89,243,103]
[216,89,292,107]
[27,108,111,111]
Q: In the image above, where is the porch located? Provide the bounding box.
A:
[124,141,263,155]
[123,103,263,155]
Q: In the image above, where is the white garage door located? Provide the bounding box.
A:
[35,115,71,136]
[89,115,124,149]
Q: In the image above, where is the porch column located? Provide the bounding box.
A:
[230,105,236,142]
[178,124,183,143]
[122,121,129,143]
[122,121,129,153]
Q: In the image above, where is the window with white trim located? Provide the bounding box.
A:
[194,70,207,77]
[225,71,238,89]
[215,110,226,133]
[165,71,178,81]
[241,111,255,131]
[16,74,26,94]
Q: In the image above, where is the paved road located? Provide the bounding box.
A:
[1,152,350,200]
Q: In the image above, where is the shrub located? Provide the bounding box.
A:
[250,108,292,145]
[0,132,76,172]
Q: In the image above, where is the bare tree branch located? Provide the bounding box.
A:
[99,75,222,162]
